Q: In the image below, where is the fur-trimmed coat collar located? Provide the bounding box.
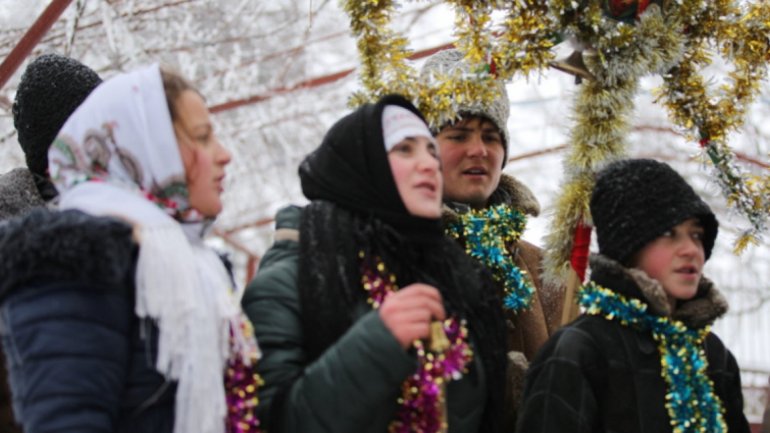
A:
[0,168,46,221]
[0,208,137,300]
[589,254,728,329]
[442,173,540,222]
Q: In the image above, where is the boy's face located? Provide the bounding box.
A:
[633,218,706,304]
[435,116,505,209]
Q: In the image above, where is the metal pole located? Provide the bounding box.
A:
[0,0,74,91]
[762,375,770,433]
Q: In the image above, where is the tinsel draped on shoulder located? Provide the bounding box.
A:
[579,256,731,433]
[588,254,727,328]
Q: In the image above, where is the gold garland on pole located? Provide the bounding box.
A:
[342,0,770,286]
[343,1,417,106]
[495,0,556,77]
[542,3,687,285]
[657,0,770,253]
[343,0,555,129]
[545,0,770,282]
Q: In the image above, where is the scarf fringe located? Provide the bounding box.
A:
[136,224,241,433]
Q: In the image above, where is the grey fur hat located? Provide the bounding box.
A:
[419,48,510,166]
[13,53,102,177]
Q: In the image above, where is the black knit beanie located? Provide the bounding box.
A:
[590,158,718,265]
[12,54,102,177]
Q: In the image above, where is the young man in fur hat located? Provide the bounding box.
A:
[418,48,566,428]
[0,53,101,433]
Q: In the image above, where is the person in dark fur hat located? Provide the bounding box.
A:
[0,53,101,433]
[417,48,565,429]
[516,158,750,433]
[241,94,507,433]
[1,53,102,219]
[4,53,103,207]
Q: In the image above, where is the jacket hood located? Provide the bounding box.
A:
[589,254,728,328]
[0,168,46,221]
[0,208,136,300]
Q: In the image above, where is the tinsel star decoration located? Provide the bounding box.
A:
[543,0,770,286]
[342,0,770,288]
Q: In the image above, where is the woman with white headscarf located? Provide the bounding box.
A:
[0,64,261,433]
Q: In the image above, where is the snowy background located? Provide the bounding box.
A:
[0,0,767,419]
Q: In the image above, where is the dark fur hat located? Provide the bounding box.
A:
[590,158,718,264]
[12,54,102,177]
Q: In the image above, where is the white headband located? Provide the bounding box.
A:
[381,105,435,152]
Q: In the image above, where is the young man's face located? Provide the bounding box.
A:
[633,218,706,306]
[435,116,505,208]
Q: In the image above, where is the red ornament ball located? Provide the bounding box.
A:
[603,0,664,23]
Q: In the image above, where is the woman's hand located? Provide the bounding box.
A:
[379,283,446,349]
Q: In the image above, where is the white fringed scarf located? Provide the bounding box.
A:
[49,64,258,433]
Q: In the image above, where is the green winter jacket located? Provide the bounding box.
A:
[242,206,489,433]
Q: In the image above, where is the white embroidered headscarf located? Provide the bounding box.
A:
[48,64,258,433]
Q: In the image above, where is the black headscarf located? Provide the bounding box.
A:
[299,94,443,239]
[285,94,506,432]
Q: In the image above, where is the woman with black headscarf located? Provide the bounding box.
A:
[242,94,506,433]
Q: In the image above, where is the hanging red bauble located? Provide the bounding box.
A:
[602,0,663,23]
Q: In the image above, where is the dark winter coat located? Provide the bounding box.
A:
[0,208,177,433]
[442,173,565,429]
[0,167,50,433]
[516,254,750,433]
[242,205,496,433]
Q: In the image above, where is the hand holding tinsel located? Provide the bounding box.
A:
[360,253,473,433]
[378,283,446,350]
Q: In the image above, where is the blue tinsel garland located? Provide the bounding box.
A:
[447,203,534,311]
[579,282,727,433]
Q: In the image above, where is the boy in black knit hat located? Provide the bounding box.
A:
[0,53,101,433]
[516,158,750,433]
[0,53,102,219]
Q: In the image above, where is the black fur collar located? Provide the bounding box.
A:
[589,254,728,328]
[0,208,137,300]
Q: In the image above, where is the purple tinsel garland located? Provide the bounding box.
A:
[360,252,473,433]
[224,319,263,433]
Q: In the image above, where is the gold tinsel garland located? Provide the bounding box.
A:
[657,0,770,253]
[539,0,770,282]
[343,0,417,106]
[543,4,686,284]
[343,0,555,130]
[342,0,770,286]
